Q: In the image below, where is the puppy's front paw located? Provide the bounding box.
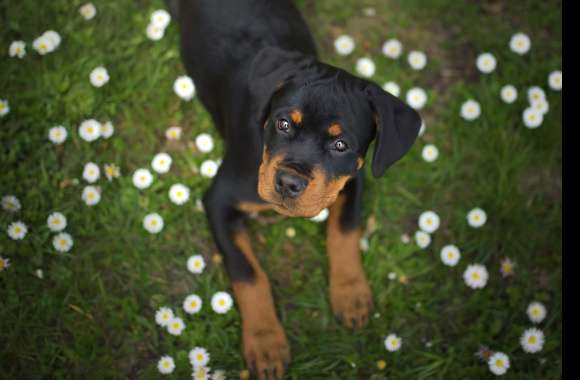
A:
[330,274,374,329]
[243,322,290,380]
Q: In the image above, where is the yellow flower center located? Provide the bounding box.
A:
[14,227,21,234]
[87,127,94,134]
[472,272,480,280]
[0,260,6,269]
[59,239,67,247]
[495,359,504,368]
[191,301,197,308]
[219,299,225,306]
[529,336,537,344]
[197,353,204,361]
[87,193,95,200]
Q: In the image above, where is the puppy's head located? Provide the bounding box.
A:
[249,47,421,218]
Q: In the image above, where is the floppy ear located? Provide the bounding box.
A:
[248,47,314,125]
[365,84,422,177]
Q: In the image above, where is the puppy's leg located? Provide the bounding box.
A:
[203,181,289,380]
[326,174,374,329]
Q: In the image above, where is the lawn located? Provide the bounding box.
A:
[0,0,561,379]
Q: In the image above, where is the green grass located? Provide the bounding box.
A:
[0,0,561,378]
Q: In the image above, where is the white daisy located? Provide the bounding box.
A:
[192,366,211,380]
[146,23,165,41]
[169,183,190,205]
[522,107,543,129]
[0,256,10,272]
[78,119,102,142]
[476,52,497,74]
[195,198,205,213]
[414,230,431,249]
[400,233,411,244]
[527,301,547,323]
[388,272,397,280]
[0,99,10,117]
[359,237,369,252]
[9,41,26,58]
[211,369,226,380]
[488,352,510,376]
[53,232,73,253]
[460,99,481,121]
[408,51,427,70]
[174,75,196,100]
[151,9,171,29]
[418,210,440,233]
[334,35,355,56]
[528,86,546,104]
[355,57,376,78]
[187,254,206,274]
[79,3,97,20]
[520,328,544,353]
[383,81,400,97]
[167,316,185,335]
[155,307,174,327]
[189,346,211,367]
[440,244,461,267]
[200,160,219,178]
[183,294,203,315]
[165,126,182,140]
[35,268,44,279]
[47,212,67,232]
[157,355,175,375]
[104,163,121,181]
[463,264,488,289]
[7,221,28,240]
[143,213,164,234]
[90,66,110,88]
[406,87,427,110]
[531,98,549,115]
[42,31,61,50]
[100,121,114,138]
[48,126,68,144]
[132,168,154,189]
[499,257,516,278]
[500,85,518,104]
[548,70,562,91]
[382,39,403,59]
[510,32,531,55]
[151,153,172,174]
[467,207,487,228]
[418,120,426,137]
[195,133,215,153]
[211,291,234,314]
[384,333,402,352]
[362,7,376,16]
[82,162,101,183]
[82,185,101,206]
[310,208,329,222]
[421,144,439,163]
[2,195,21,212]
[286,227,296,238]
[32,35,54,55]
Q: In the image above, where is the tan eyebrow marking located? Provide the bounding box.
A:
[357,157,364,170]
[328,123,343,137]
[290,109,303,125]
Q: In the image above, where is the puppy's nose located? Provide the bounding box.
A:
[275,171,308,199]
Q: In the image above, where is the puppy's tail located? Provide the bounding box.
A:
[164,0,180,22]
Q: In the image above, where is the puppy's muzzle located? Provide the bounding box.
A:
[275,170,308,199]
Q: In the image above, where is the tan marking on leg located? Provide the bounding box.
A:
[290,109,303,125]
[328,123,343,137]
[357,157,364,170]
[232,231,290,379]
[326,194,373,329]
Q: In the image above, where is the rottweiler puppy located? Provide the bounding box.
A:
[167,0,421,378]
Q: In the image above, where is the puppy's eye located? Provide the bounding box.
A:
[334,139,348,152]
[276,119,290,132]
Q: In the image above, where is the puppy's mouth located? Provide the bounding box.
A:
[257,150,349,218]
